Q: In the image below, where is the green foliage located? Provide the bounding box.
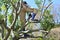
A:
[13,20,21,31]
[3,0,11,4]
[0,0,22,40]
[35,0,42,4]
[34,0,42,8]
[0,0,3,6]
[1,4,7,11]
[37,38,43,40]
[8,14,13,24]
[0,0,55,40]
[46,34,57,40]
[0,14,4,21]
[1,0,18,4]
[34,0,54,31]
[40,10,55,31]
[11,0,18,4]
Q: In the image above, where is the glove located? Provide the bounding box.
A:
[31,13,36,20]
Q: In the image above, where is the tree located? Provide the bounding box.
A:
[34,0,55,31]
[0,0,55,40]
[0,0,22,40]
[40,10,55,31]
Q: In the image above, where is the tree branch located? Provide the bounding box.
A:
[3,29,11,40]
[17,0,23,15]
[11,2,17,10]
[3,2,19,40]
[19,29,48,34]
[44,2,53,13]
[19,36,43,39]
[2,20,9,30]
[4,0,23,39]
[39,0,46,20]
[41,0,46,13]
[41,2,53,19]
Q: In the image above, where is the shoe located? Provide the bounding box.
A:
[24,33,30,38]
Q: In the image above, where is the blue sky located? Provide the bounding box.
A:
[53,0,60,5]
[24,0,60,23]
[23,0,37,8]
[23,0,60,8]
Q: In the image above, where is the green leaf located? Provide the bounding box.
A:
[11,0,18,4]
[1,4,6,10]
[0,14,4,20]
[40,10,55,31]
[8,14,13,23]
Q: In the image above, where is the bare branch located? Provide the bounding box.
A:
[11,2,17,10]
[41,2,53,19]
[4,1,22,40]
[44,2,53,13]
[4,12,17,40]
[17,0,23,15]
[19,29,48,34]
[0,20,9,30]
[3,29,11,40]
[19,36,43,39]
[4,2,18,40]
[13,35,43,39]
[4,24,9,30]
[41,0,46,13]
[1,24,4,38]
[39,0,46,20]
[10,13,17,29]
[29,21,40,23]
[3,10,17,40]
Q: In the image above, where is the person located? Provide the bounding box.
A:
[22,1,38,21]
[21,1,29,8]
[28,12,38,21]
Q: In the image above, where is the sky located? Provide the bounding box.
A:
[23,0,60,8]
[23,0,37,8]
[24,0,60,23]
